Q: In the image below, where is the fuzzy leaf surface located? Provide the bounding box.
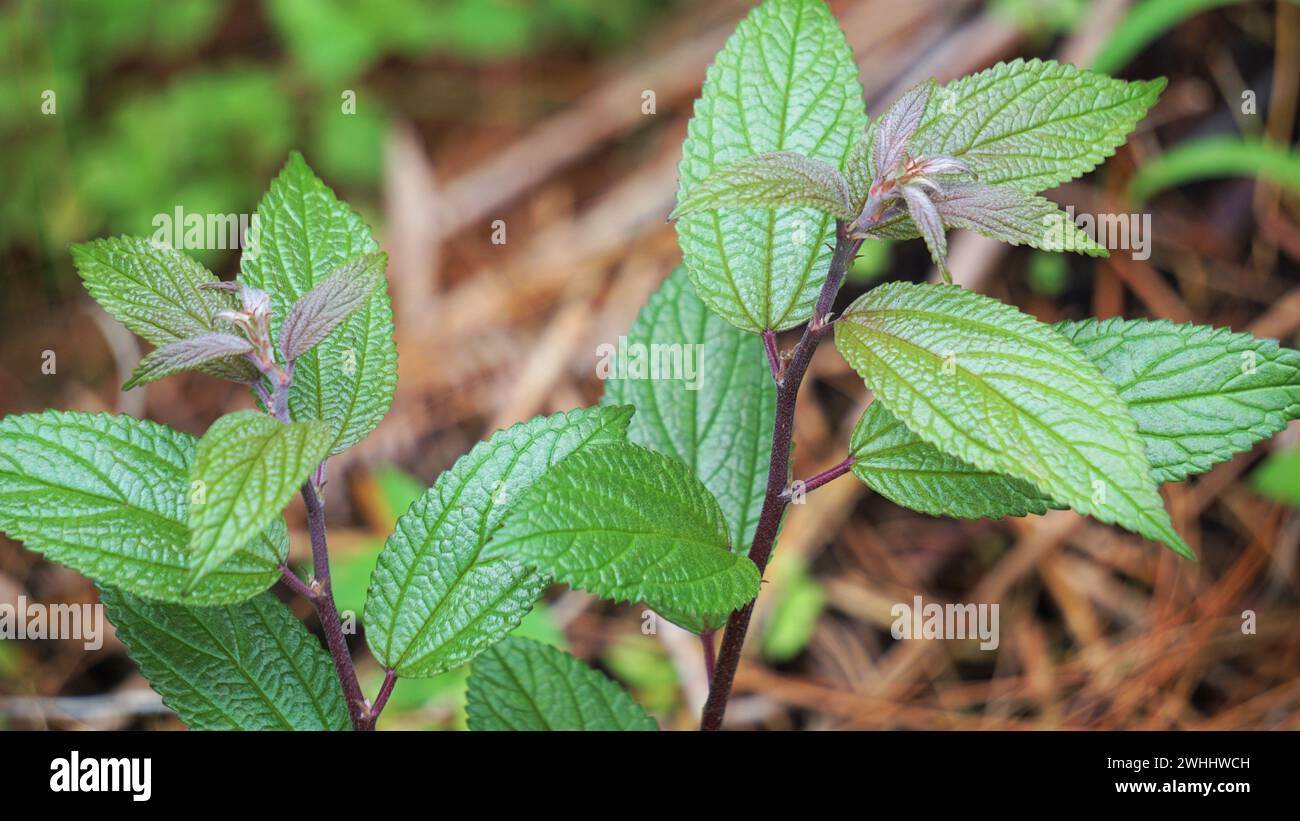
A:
[123,333,254,391]
[279,252,388,362]
[873,80,933,178]
[671,152,855,221]
[933,184,1107,256]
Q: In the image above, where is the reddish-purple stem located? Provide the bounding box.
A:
[784,456,856,500]
[700,630,717,682]
[366,669,398,729]
[300,482,370,730]
[700,227,861,731]
[278,564,316,600]
[761,328,782,380]
[260,349,371,730]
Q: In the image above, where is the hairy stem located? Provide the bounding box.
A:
[278,563,317,600]
[700,227,861,731]
[300,482,370,731]
[784,455,856,500]
[761,329,781,380]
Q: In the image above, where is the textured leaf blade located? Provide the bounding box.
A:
[466,636,657,731]
[484,442,762,627]
[909,59,1165,193]
[671,152,855,221]
[835,282,1191,558]
[873,80,933,179]
[844,131,874,210]
[187,411,331,591]
[676,0,867,333]
[601,268,775,631]
[1057,318,1300,483]
[240,152,396,455]
[900,184,950,282]
[933,184,1107,256]
[123,332,254,391]
[280,252,388,362]
[71,237,258,383]
[364,406,633,678]
[850,401,1057,519]
[101,588,348,730]
[0,412,286,604]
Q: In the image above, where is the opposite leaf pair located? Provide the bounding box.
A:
[838,285,1300,556]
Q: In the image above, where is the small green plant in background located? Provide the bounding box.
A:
[1,0,1298,731]
[1254,447,1300,508]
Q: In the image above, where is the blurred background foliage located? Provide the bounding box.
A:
[0,0,671,296]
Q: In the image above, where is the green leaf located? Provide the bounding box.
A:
[835,282,1192,558]
[364,406,633,678]
[909,59,1165,193]
[240,151,396,455]
[1056,318,1300,483]
[123,332,254,391]
[600,267,774,569]
[187,411,331,591]
[466,636,657,731]
[1127,136,1300,204]
[844,131,874,211]
[1253,448,1300,508]
[71,237,259,383]
[671,152,855,221]
[0,412,286,604]
[676,0,867,333]
[100,588,348,730]
[849,402,1057,519]
[484,442,762,626]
